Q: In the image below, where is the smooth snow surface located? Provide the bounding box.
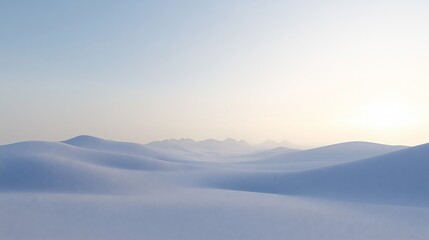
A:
[245,141,408,163]
[207,144,429,206]
[0,136,427,240]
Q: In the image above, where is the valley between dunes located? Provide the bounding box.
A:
[1,136,428,240]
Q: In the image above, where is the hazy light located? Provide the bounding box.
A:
[351,98,418,130]
[0,0,429,146]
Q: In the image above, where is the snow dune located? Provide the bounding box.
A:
[63,135,204,162]
[208,143,429,206]
[0,139,198,194]
[0,136,428,240]
[0,141,118,193]
[245,141,407,164]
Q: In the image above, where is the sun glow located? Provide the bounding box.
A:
[352,98,417,129]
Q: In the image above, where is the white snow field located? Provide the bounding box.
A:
[0,136,428,240]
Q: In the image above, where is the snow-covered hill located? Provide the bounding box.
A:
[0,136,427,240]
[246,141,408,164]
[208,143,429,206]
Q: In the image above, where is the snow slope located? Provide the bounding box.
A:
[1,190,428,240]
[64,135,203,162]
[208,143,429,206]
[0,136,427,240]
[0,140,198,194]
[246,141,408,164]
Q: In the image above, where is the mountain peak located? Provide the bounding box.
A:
[223,137,238,143]
[63,135,104,144]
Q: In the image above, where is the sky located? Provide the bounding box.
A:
[1,0,428,146]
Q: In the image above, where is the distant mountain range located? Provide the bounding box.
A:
[146,138,302,157]
[147,138,257,155]
[258,139,303,149]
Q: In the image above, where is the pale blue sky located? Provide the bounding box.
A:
[1,0,429,146]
